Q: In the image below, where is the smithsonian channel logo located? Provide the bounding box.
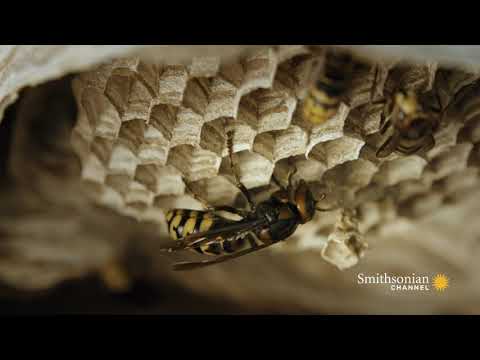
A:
[357,273,449,292]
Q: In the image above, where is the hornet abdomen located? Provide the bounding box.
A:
[165,209,252,256]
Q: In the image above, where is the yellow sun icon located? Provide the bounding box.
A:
[432,274,449,291]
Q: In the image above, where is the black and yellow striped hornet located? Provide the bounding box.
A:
[163,130,333,271]
[164,178,331,271]
[302,48,365,125]
[374,89,441,158]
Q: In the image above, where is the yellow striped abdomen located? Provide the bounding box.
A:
[166,209,215,240]
[302,87,340,125]
[165,209,253,256]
